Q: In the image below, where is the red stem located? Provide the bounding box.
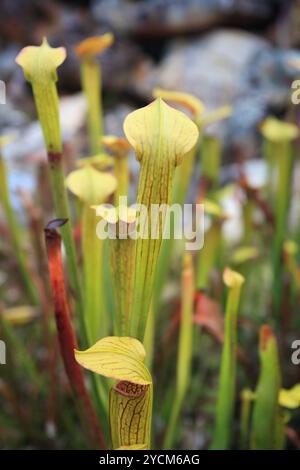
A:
[44,219,106,449]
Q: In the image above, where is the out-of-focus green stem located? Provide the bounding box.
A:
[0,152,39,304]
[114,156,129,204]
[196,221,222,290]
[163,254,194,449]
[75,34,113,154]
[173,147,198,205]
[102,135,131,206]
[263,139,276,203]
[271,141,293,318]
[81,59,103,154]
[242,199,255,245]
[0,313,43,388]
[211,268,244,449]
[239,389,254,449]
[250,325,281,450]
[275,409,286,450]
[144,303,154,369]
[283,240,300,290]
[82,205,105,341]
[108,217,136,336]
[201,134,221,191]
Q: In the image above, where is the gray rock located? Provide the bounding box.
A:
[91,0,283,36]
[132,29,300,158]
[134,30,269,105]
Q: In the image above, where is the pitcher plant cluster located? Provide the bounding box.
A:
[0,33,299,450]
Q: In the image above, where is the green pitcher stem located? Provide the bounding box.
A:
[239,389,254,449]
[272,141,293,322]
[110,235,135,336]
[163,254,194,448]
[250,326,281,450]
[201,134,221,190]
[211,274,244,449]
[114,156,129,205]
[196,222,222,290]
[81,59,103,154]
[81,205,106,341]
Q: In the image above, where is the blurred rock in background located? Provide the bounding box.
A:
[1,0,300,171]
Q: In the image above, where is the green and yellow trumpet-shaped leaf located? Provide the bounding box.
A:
[117,444,148,450]
[240,389,256,449]
[223,266,245,289]
[1,306,39,326]
[196,200,227,291]
[239,383,299,450]
[95,205,137,335]
[95,204,136,223]
[152,88,231,128]
[0,308,42,387]
[152,88,204,121]
[151,89,202,201]
[204,199,227,219]
[110,381,152,451]
[102,135,131,157]
[124,98,199,340]
[283,240,300,289]
[261,117,298,143]
[150,91,201,319]
[279,384,300,409]
[163,253,195,449]
[15,37,66,83]
[75,336,151,384]
[199,105,232,128]
[75,336,153,449]
[16,39,87,341]
[65,166,117,206]
[284,239,298,256]
[212,267,245,449]
[75,34,114,154]
[76,153,114,171]
[251,325,282,450]
[124,98,198,167]
[16,38,66,153]
[231,246,259,266]
[66,166,117,342]
[75,34,114,59]
[261,117,298,320]
[102,135,131,203]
